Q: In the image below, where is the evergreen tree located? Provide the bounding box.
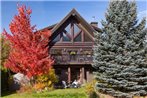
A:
[93,0,147,97]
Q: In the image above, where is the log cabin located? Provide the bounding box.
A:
[38,9,101,85]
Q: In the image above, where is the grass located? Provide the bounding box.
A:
[2,88,87,98]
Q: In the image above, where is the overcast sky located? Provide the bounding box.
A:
[1,0,147,33]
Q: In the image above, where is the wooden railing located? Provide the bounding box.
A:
[52,54,93,64]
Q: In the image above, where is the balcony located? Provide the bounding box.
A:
[52,54,93,64]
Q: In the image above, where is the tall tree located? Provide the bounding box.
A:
[93,0,147,97]
[0,35,11,92]
[3,5,54,78]
[0,35,10,70]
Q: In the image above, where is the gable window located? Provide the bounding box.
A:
[63,33,71,42]
[65,24,72,35]
[53,35,60,42]
[52,20,93,43]
[73,24,82,42]
[74,24,80,34]
[74,33,81,42]
[49,9,101,44]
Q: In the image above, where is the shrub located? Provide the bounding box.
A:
[85,80,99,98]
[34,68,58,91]
[17,84,33,93]
[33,83,46,92]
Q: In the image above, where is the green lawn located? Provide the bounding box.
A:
[2,88,87,98]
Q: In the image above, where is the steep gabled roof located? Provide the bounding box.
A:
[52,8,95,33]
[37,9,102,42]
[50,9,98,41]
[37,24,57,32]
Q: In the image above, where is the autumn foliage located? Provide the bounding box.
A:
[3,5,54,78]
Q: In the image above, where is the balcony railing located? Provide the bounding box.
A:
[52,54,93,64]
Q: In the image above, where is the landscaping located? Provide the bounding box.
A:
[1,0,147,98]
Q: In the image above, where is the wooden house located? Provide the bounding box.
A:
[38,9,101,84]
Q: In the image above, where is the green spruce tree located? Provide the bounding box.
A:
[93,0,147,97]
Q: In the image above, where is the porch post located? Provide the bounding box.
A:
[68,67,71,83]
[81,67,85,84]
[86,70,89,82]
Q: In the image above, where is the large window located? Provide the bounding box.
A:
[73,24,82,42]
[65,24,72,35]
[74,33,81,42]
[53,35,60,42]
[52,22,92,43]
[74,24,80,34]
[63,33,71,41]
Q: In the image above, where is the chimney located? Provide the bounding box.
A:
[90,22,98,27]
[91,16,98,27]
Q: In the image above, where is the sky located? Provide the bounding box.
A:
[1,0,147,33]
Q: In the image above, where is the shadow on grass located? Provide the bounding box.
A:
[1,91,16,97]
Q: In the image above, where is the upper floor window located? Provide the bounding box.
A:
[65,24,72,36]
[53,35,60,42]
[74,33,81,42]
[63,33,71,42]
[74,24,80,34]
[52,22,92,43]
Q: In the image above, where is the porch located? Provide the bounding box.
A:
[54,64,93,85]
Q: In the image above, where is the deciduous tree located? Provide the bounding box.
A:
[3,5,54,78]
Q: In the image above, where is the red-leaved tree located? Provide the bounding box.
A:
[3,5,54,78]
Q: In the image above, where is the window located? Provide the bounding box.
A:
[65,24,72,35]
[74,33,81,42]
[53,35,60,42]
[74,24,80,34]
[63,33,71,42]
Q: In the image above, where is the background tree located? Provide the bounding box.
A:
[0,35,10,70]
[3,5,54,79]
[0,35,11,92]
[93,0,147,97]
